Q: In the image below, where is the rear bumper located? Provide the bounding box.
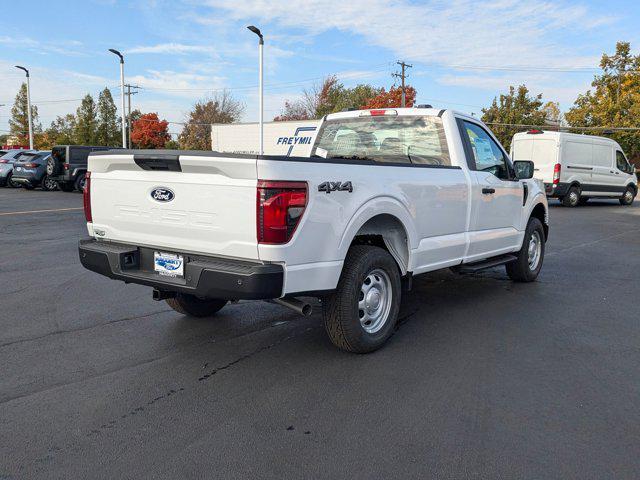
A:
[12,174,39,186]
[78,239,284,300]
[545,182,570,198]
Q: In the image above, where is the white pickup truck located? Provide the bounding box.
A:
[79,107,549,353]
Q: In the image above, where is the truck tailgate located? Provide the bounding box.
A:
[88,153,259,260]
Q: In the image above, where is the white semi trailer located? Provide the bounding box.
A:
[211,119,320,156]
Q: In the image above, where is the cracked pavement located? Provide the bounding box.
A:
[1,188,639,479]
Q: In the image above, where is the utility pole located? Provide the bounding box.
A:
[124,84,141,148]
[14,66,33,149]
[392,61,413,108]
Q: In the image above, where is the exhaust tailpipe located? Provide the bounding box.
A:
[273,297,313,316]
[153,289,176,301]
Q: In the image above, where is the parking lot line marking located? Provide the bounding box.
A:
[0,207,84,217]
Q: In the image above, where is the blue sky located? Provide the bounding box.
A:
[1,0,639,137]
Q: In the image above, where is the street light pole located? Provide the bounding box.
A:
[15,66,33,149]
[247,26,264,156]
[109,49,127,148]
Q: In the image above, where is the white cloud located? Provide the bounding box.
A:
[127,43,218,55]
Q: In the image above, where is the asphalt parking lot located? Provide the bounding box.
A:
[1,188,639,479]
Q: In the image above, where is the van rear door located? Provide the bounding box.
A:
[512,135,558,183]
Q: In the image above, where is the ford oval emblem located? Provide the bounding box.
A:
[151,187,175,202]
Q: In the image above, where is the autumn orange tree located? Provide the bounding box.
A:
[363,85,416,109]
[131,113,170,149]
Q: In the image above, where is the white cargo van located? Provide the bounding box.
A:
[511,130,637,207]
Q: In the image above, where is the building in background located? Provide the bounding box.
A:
[211,120,319,156]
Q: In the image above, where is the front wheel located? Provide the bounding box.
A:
[506,217,545,282]
[619,186,636,206]
[166,293,227,317]
[323,245,401,353]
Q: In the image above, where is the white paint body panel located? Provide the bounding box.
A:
[87,109,548,298]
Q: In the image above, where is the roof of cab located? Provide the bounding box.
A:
[325,107,445,120]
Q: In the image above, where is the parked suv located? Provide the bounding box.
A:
[0,149,32,187]
[11,151,57,190]
[47,145,116,192]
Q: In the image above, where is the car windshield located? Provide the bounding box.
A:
[311,114,451,166]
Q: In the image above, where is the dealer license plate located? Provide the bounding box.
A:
[154,251,184,277]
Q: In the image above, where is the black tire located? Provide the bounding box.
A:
[58,182,74,192]
[74,173,87,192]
[562,186,580,207]
[578,197,589,205]
[6,172,20,188]
[619,186,636,206]
[506,217,545,282]
[41,175,58,191]
[322,245,401,353]
[45,156,59,176]
[166,293,227,317]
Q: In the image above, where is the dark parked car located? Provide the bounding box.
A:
[47,145,117,192]
[0,149,32,188]
[11,151,58,190]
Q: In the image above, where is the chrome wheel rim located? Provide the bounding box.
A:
[569,191,578,206]
[528,231,542,271]
[44,177,56,190]
[624,190,633,203]
[358,268,392,334]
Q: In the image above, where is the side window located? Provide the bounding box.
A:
[70,148,89,163]
[462,121,510,179]
[616,151,629,172]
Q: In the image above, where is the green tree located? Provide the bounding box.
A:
[481,85,547,150]
[74,94,98,145]
[179,91,244,150]
[96,88,121,146]
[565,41,640,165]
[44,114,77,147]
[9,82,41,146]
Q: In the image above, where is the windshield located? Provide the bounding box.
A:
[311,115,450,166]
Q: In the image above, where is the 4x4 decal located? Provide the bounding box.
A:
[318,181,353,194]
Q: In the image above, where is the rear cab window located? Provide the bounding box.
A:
[311,114,451,166]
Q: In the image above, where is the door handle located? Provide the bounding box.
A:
[482,188,495,194]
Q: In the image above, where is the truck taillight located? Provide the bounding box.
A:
[257,180,307,244]
[553,163,561,184]
[83,171,92,223]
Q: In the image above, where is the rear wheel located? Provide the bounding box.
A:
[322,245,401,353]
[506,217,545,282]
[6,172,20,188]
[74,173,87,192]
[41,175,58,191]
[166,293,227,317]
[562,186,580,207]
[619,186,636,206]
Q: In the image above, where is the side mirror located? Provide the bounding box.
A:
[514,160,534,179]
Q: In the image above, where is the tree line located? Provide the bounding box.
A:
[3,42,639,164]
